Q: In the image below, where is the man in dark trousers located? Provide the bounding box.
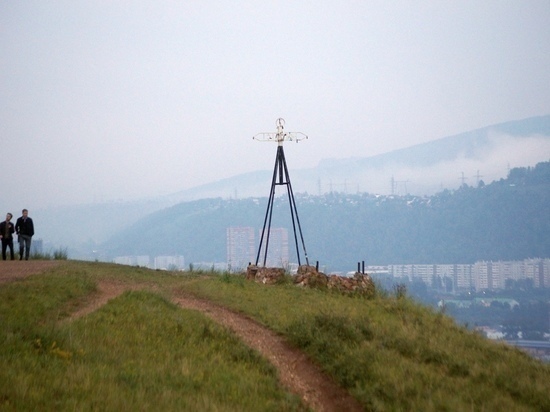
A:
[15,209,34,260]
[0,213,15,260]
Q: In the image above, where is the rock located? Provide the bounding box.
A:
[246,265,286,284]
[327,272,376,297]
[247,264,376,298]
[295,265,328,288]
[246,264,259,280]
[296,267,375,297]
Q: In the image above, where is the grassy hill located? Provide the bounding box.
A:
[1,261,549,411]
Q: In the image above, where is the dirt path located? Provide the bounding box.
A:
[0,260,61,284]
[171,291,363,412]
[0,262,363,412]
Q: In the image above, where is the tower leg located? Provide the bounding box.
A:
[255,148,279,266]
[256,145,309,267]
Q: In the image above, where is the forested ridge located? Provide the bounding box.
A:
[103,161,550,271]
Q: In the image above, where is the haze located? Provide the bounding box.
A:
[1,1,549,210]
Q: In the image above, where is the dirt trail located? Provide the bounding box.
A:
[0,262,363,412]
[0,260,61,284]
[172,291,363,412]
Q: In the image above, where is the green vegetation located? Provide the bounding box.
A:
[183,271,550,411]
[103,160,550,269]
[29,247,69,260]
[1,261,549,411]
[0,263,304,411]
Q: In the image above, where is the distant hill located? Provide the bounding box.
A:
[34,115,550,257]
[353,114,550,169]
[100,161,550,271]
[167,114,550,199]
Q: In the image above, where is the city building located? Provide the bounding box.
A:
[113,255,151,268]
[226,227,255,271]
[257,227,289,268]
[154,255,185,270]
[388,258,550,291]
[454,264,473,290]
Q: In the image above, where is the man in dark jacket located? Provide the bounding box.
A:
[15,209,34,260]
[0,212,15,260]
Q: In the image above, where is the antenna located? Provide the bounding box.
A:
[253,118,310,267]
[253,118,308,145]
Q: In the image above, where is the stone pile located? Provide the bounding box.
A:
[246,265,286,284]
[294,265,328,288]
[327,273,376,297]
[247,264,376,297]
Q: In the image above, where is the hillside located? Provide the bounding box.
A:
[101,161,550,271]
[33,115,550,257]
[1,261,549,410]
[170,114,550,200]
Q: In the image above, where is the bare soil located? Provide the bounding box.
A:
[0,261,363,412]
[0,260,61,284]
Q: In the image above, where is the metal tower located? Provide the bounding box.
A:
[253,118,310,267]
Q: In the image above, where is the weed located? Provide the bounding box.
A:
[393,283,407,299]
[30,247,68,260]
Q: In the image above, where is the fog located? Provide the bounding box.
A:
[1,1,549,211]
[375,134,550,196]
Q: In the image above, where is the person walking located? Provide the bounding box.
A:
[15,209,34,260]
[0,213,15,260]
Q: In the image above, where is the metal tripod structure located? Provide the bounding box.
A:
[253,118,310,267]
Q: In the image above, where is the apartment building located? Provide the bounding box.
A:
[154,255,185,270]
[226,227,255,271]
[257,227,289,268]
[388,258,550,291]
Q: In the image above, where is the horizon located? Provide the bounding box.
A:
[25,134,550,210]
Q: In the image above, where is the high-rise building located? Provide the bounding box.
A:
[257,227,289,268]
[384,259,550,292]
[473,261,490,290]
[226,227,255,271]
[454,264,473,291]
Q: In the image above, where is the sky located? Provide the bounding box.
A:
[1,1,549,209]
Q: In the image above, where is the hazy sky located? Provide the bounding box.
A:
[1,1,549,209]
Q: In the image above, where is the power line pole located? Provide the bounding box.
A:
[391,175,409,195]
[459,171,468,186]
[474,170,483,186]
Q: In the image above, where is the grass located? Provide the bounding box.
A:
[0,263,304,411]
[181,272,550,411]
[1,261,549,411]
[27,247,69,260]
